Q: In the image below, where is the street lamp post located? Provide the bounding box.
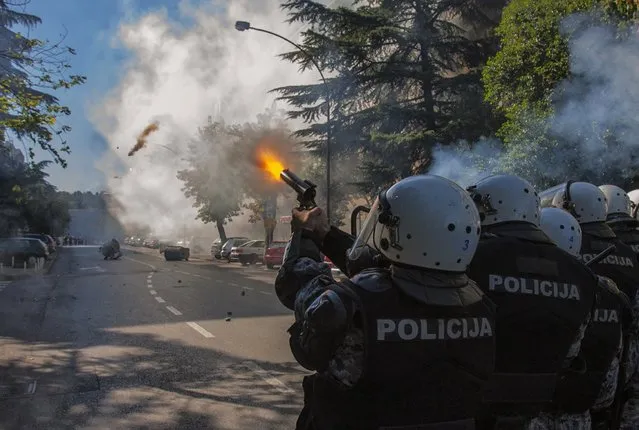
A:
[235,20,332,223]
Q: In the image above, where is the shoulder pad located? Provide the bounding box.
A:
[349,268,393,293]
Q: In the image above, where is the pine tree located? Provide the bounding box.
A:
[273,0,505,196]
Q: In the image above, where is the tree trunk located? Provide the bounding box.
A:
[215,219,227,242]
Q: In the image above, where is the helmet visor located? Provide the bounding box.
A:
[348,197,381,259]
[539,183,567,208]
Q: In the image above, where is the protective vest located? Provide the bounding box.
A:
[308,269,496,430]
[468,231,597,415]
[610,224,639,256]
[554,278,625,414]
[580,223,639,307]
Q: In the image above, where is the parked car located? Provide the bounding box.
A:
[22,233,56,254]
[210,238,223,259]
[232,240,266,265]
[164,246,190,261]
[220,237,250,261]
[264,241,287,269]
[0,238,49,267]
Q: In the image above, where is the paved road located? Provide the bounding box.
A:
[0,246,306,429]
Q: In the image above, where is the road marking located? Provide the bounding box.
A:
[149,290,157,295]
[229,282,238,287]
[176,270,190,275]
[186,322,215,338]
[147,279,153,284]
[27,380,37,395]
[147,274,153,278]
[241,361,294,394]
[124,256,157,270]
[244,287,254,291]
[155,296,166,303]
[148,284,153,288]
[259,291,272,295]
[166,306,182,316]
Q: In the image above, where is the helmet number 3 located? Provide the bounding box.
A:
[462,239,470,251]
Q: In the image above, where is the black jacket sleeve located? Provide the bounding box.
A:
[320,226,355,274]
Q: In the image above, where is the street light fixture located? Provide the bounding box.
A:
[234,20,332,223]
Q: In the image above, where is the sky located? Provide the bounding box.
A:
[19,0,212,191]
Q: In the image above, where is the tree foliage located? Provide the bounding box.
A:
[0,0,86,166]
[178,108,298,241]
[273,0,505,198]
[0,140,70,236]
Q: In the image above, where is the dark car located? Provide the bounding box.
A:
[22,233,56,254]
[164,246,190,261]
[0,238,49,268]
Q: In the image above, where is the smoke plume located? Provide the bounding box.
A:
[128,122,159,157]
[429,13,639,193]
[92,1,330,238]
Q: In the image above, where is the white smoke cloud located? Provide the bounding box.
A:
[91,0,332,237]
[428,13,639,194]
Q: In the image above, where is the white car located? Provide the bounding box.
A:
[231,240,266,265]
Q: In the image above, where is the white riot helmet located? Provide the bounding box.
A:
[348,175,481,272]
[627,189,639,220]
[539,207,582,257]
[551,181,608,224]
[599,184,633,223]
[466,174,541,227]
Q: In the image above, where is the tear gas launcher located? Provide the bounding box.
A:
[280,169,317,211]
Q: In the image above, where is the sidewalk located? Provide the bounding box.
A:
[0,253,57,281]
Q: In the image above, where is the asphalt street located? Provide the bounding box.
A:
[0,246,307,429]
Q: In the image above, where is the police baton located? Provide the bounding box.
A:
[584,245,616,267]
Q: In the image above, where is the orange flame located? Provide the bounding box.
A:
[257,148,285,181]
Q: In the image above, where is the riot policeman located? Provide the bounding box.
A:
[547,181,639,429]
[466,175,597,429]
[275,175,496,430]
[600,185,639,256]
[540,207,631,429]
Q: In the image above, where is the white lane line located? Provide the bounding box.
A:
[148,284,153,288]
[229,282,239,287]
[155,296,166,303]
[176,270,190,275]
[186,322,215,338]
[147,274,153,278]
[124,256,156,270]
[26,380,37,395]
[241,361,294,394]
[244,287,254,291]
[149,290,157,295]
[166,306,182,316]
[259,291,272,295]
[147,279,153,284]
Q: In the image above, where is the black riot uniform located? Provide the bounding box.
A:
[276,228,496,430]
[580,222,639,315]
[467,223,597,426]
[579,222,639,428]
[608,220,639,256]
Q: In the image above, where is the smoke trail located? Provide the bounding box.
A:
[128,122,159,156]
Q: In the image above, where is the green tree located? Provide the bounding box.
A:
[274,0,504,199]
[0,1,86,166]
[177,120,243,243]
[482,0,599,137]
